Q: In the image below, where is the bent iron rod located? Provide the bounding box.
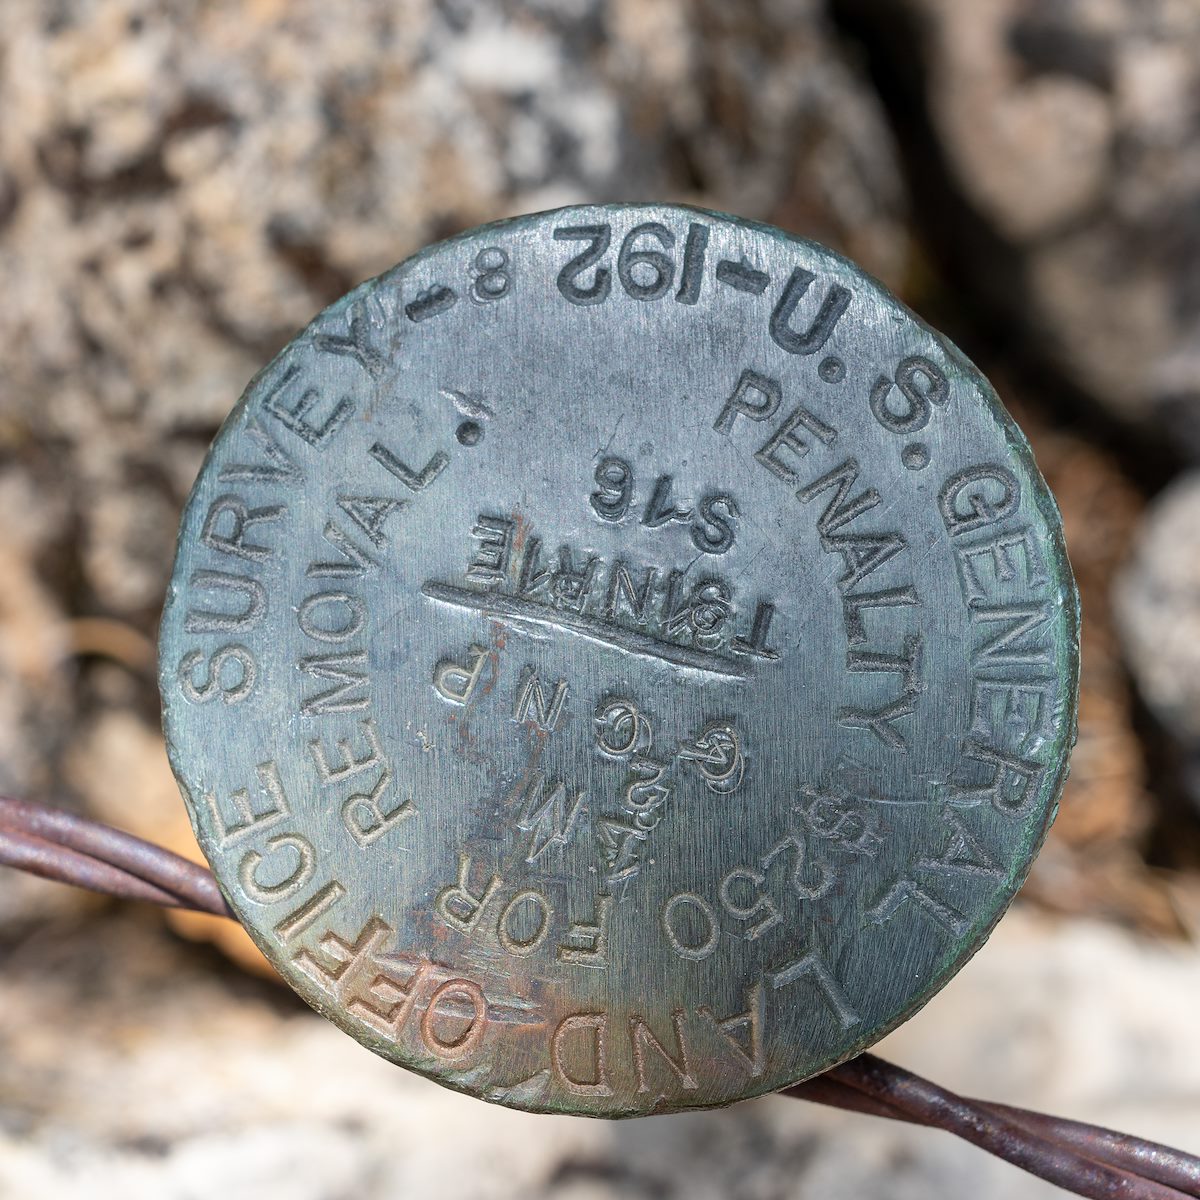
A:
[1,795,1197,1200]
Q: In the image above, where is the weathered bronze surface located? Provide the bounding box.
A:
[159,204,1078,1116]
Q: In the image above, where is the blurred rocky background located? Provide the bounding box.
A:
[0,1,1198,1196]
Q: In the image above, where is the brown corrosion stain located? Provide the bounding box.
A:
[510,511,531,558]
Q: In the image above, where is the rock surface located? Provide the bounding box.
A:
[839,0,1200,450]
[1116,472,1200,803]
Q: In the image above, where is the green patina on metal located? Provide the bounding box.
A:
[159,205,1078,1116]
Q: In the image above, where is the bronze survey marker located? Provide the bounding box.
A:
[160,205,1079,1116]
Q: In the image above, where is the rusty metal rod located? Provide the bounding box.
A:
[787,1075,1200,1198]
[0,795,230,917]
[2,797,1199,1200]
[984,1104,1200,1198]
[826,1054,1199,1200]
[0,825,188,910]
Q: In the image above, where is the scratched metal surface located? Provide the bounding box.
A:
[158,204,1079,1117]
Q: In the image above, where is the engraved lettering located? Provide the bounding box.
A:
[551,1012,613,1097]
[297,591,367,644]
[421,979,487,1058]
[238,833,316,904]
[512,668,569,733]
[557,895,612,968]
[337,495,406,547]
[661,892,720,961]
[675,222,708,305]
[716,257,769,295]
[219,417,302,484]
[178,644,257,704]
[919,807,1001,877]
[939,465,1021,535]
[869,356,948,435]
[471,247,511,302]
[295,915,423,1036]
[690,493,738,555]
[300,653,369,715]
[617,222,675,301]
[700,983,765,1077]
[838,693,917,750]
[497,890,552,956]
[842,587,918,645]
[354,957,430,1036]
[630,1010,697,1093]
[713,368,781,434]
[754,405,837,483]
[369,440,450,493]
[312,298,387,377]
[950,739,1043,815]
[404,284,457,322]
[769,267,852,356]
[263,362,354,447]
[718,868,781,939]
[769,953,861,1028]
[515,769,587,862]
[342,767,413,846]
[954,527,1047,603]
[797,459,880,533]
[433,644,489,705]
[867,877,968,937]
[731,601,780,660]
[512,535,549,599]
[310,717,385,783]
[761,833,834,900]
[274,879,347,942]
[641,474,691,529]
[838,635,924,750]
[969,677,1053,757]
[595,698,653,758]
[426,511,762,679]
[591,457,633,522]
[796,788,884,859]
[435,853,502,934]
[549,545,598,613]
[201,495,285,562]
[604,560,657,623]
[184,570,266,634]
[309,718,413,843]
[971,603,1053,671]
[554,224,612,306]
[469,515,515,584]
[203,760,290,848]
[307,520,378,578]
[823,530,907,593]
[678,722,745,794]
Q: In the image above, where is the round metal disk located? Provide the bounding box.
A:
[160,204,1078,1117]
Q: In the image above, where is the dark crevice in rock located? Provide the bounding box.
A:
[37,125,174,215]
[267,219,359,310]
[827,0,1186,496]
[163,94,236,138]
[35,94,232,222]
[1007,12,1116,91]
[0,171,19,234]
[547,1158,672,1198]
[1130,689,1200,868]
